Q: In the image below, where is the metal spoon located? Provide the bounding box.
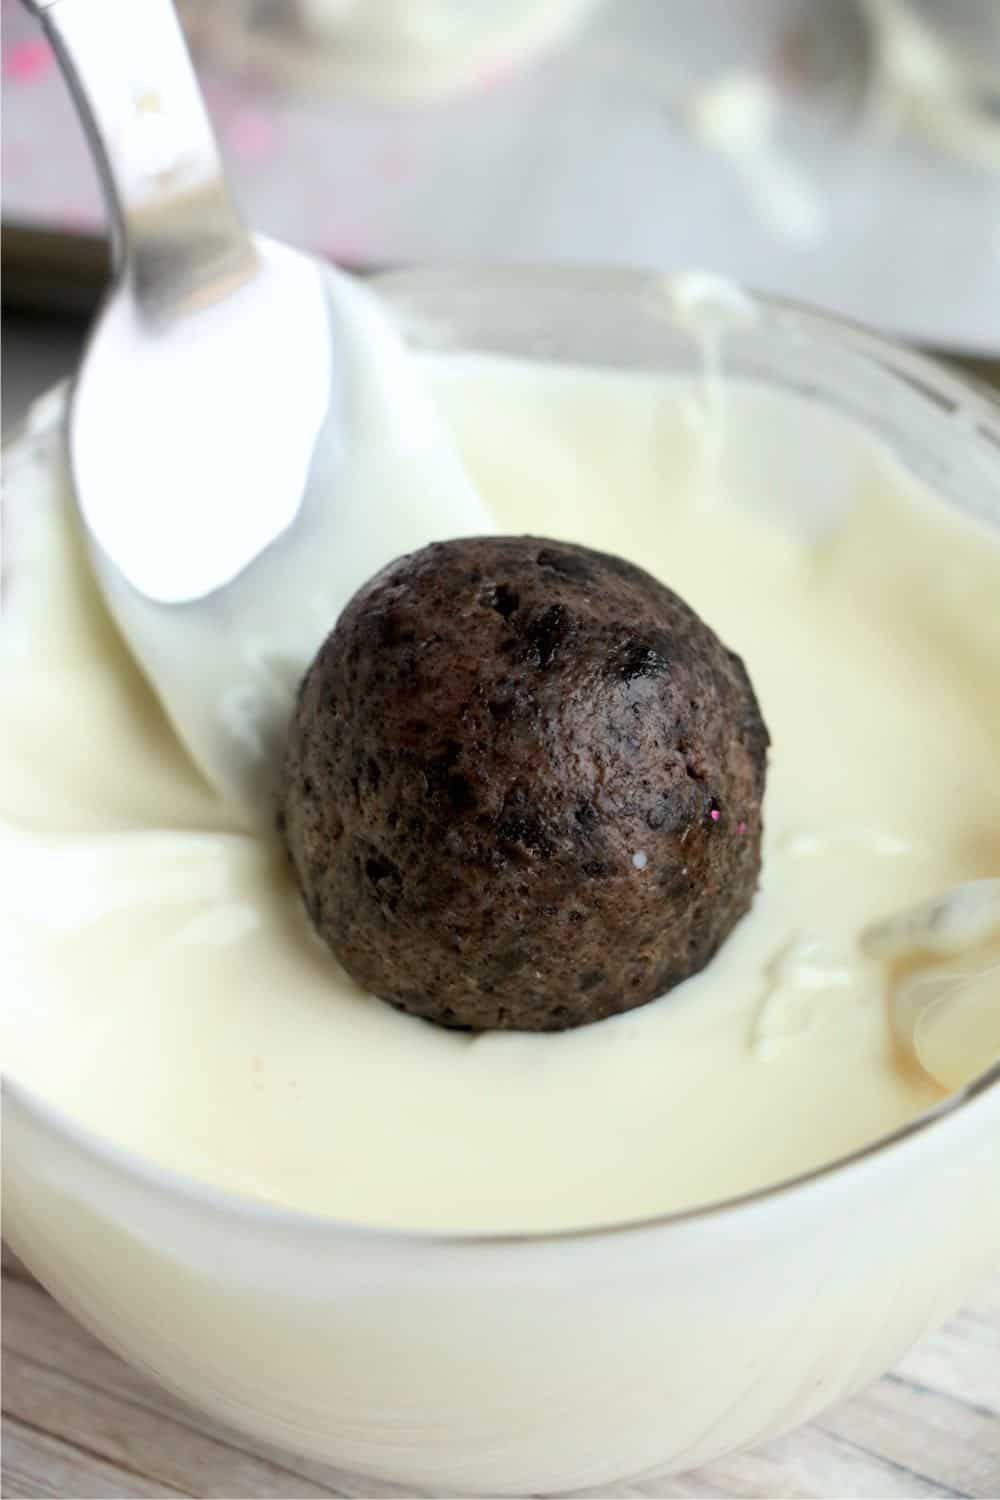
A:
[21,0,490,825]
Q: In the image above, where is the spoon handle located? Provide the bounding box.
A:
[21,0,256,315]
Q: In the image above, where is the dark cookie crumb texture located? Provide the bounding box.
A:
[280,536,769,1032]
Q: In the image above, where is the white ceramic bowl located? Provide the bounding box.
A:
[4,267,1000,1496]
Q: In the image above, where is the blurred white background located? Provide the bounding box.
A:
[3,0,999,357]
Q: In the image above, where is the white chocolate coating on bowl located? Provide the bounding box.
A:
[3,357,999,1234]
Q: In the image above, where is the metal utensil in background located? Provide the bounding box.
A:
[16,0,488,823]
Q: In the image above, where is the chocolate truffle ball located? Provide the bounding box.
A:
[280,536,768,1031]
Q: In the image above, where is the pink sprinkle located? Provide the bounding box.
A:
[472,54,518,94]
[224,108,278,163]
[322,234,366,268]
[374,139,414,185]
[56,205,99,233]
[736,820,748,836]
[201,77,241,116]
[4,37,52,84]
[710,809,720,823]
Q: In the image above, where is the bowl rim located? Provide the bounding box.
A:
[371,261,1000,422]
[6,1058,1000,1250]
[4,262,999,1253]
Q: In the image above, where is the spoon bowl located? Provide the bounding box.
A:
[24,0,490,822]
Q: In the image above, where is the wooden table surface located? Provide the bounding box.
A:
[3,1246,998,1500]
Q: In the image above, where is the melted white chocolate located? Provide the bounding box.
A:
[2,358,999,1233]
[864,881,1000,1088]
